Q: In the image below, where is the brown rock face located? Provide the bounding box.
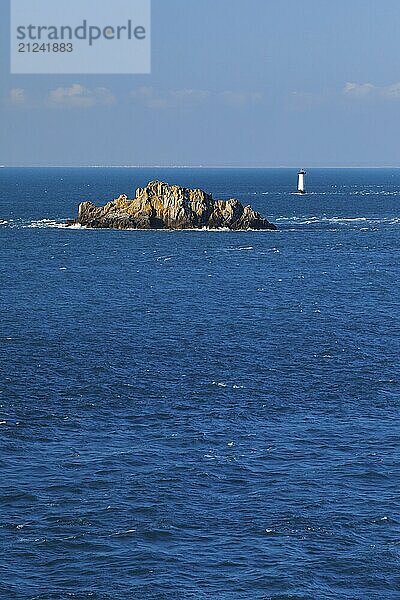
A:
[72,181,277,231]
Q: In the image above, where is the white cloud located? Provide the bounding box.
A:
[130,87,263,110]
[343,81,400,100]
[48,84,116,108]
[381,83,400,99]
[9,88,27,107]
[343,82,375,97]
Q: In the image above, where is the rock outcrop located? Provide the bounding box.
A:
[69,181,277,231]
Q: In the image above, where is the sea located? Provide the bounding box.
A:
[0,167,399,600]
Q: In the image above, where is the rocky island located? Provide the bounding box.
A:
[68,181,277,231]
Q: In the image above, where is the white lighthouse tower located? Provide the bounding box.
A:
[297,169,306,194]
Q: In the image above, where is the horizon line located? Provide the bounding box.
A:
[2,165,400,170]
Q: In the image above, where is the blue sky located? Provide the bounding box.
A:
[2,0,400,166]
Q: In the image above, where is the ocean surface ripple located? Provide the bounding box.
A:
[1,168,400,599]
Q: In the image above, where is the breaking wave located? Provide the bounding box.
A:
[25,219,76,229]
[274,215,400,228]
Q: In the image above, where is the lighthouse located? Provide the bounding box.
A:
[297,169,306,194]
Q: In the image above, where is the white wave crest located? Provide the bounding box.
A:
[274,215,399,227]
[25,219,83,229]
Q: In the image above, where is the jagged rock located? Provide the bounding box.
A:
[70,181,277,231]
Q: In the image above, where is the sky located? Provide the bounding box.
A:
[2,0,400,167]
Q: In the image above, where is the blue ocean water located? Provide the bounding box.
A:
[0,167,400,600]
